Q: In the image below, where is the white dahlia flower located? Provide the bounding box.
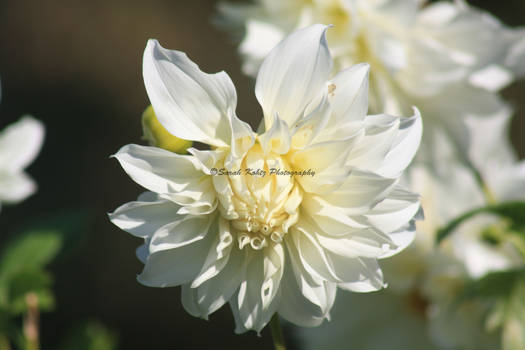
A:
[0,116,44,210]
[219,0,525,155]
[109,24,422,333]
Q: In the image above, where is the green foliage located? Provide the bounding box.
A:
[0,230,62,315]
[459,269,525,301]
[436,201,525,244]
[0,230,62,279]
[58,321,118,350]
[458,269,525,350]
[485,280,525,350]
[0,210,117,350]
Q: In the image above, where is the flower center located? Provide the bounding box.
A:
[214,143,302,250]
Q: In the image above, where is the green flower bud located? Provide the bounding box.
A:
[141,105,192,154]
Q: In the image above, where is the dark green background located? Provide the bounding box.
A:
[0,0,523,349]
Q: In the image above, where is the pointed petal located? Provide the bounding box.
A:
[255,24,332,128]
[277,252,334,327]
[143,39,236,147]
[137,227,215,287]
[320,169,397,215]
[149,212,217,253]
[108,191,181,238]
[191,218,234,288]
[182,246,246,319]
[282,237,336,319]
[233,250,281,333]
[366,186,421,234]
[316,228,395,259]
[336,256,385,292]
[112,144,206,194]
[347,110,422,178]
[375,109,422,178]
[327,63,370,126]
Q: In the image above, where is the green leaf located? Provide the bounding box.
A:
[0,230,63,279]
[8,270,52,299]
[502,281,525,350]
[59,321,118,350]
[6,269,55,314]
[437,201,525,244]
[459,269,525,301]
[9,289,55,315]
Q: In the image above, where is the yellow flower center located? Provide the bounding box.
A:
[214,143,302,250]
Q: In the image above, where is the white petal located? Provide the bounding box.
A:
[290,93,332,148]
[0,171,36,203]
[143,39,235,147]
[255,24,332,128]
[316,228,395,259]
[336,256,385,292]
[290,136,360,194]
[227,109,255,161]
[327,63,369,126]
[291,226,341,283]
[112,144,206,194]
[283,237,336,318]
[0,116,44,172]
[469,64,512,92]
[137,228,214,287]
[259,113,291,155]
[182,246,246,319]
[301,195,368,237]
[191,217,234,288]
[136,243,148,264]
[233,250,281,333]
[187,148,227,175]
[320,169,397,215]
[374,109,422,178]
[348,110,422,178]
[379,221,417,259]
[108,191,181,238]
[291,223,387,290]
[277,252,334,327]
[465,110,516,175]
[149,212,217,253]
[366,186,421,234]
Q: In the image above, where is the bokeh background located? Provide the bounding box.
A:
[0,0,523,349]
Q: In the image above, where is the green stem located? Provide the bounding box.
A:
[269,314,286,350]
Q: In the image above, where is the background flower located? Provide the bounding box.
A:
[218,0,525,161]
[0,116,44,210]
[296,120,525,350]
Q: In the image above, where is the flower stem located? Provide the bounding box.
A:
[23,293,39,350]
[269,314,286,350]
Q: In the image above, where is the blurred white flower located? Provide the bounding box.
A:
[0,116,44,210]
[219,0,525,156]
[297,125,524,349]
[109,24,422,333]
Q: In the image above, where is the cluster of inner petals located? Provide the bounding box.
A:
[214,143,302,250]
